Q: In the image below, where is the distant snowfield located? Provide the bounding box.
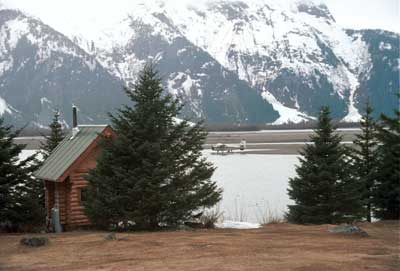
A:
[204,150,298,223]
[21,149,298,224]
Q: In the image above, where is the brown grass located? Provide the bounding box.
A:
[0,221,398,271]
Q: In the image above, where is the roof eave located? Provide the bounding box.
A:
[34,173,58,182]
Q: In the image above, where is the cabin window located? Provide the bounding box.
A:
[79,188,89,204]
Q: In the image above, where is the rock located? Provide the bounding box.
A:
[105,232,117,240]
[20,237,49,247]
[329,225,368,237]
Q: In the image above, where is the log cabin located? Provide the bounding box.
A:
[35,107,114,231]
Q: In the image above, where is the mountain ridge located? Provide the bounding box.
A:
[0,0,398,128]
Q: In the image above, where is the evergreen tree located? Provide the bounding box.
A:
[40,111,65,159]
[373,101,400,220]
[352,101,378,222]
[287,106,362,224]
[0,118,44,231]
[84,65,222,229]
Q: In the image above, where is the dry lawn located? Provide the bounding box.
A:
[0,222,398,271]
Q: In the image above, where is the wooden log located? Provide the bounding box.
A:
[71,179,88,184]
[69,210,86,216]
[69,203,83,208]
[71,209,85,215]
[70,216,87,221]
[71,180,88,184]
[70,218,90,223]
[70,219,91,225]
[69,209,85,215]
[70,203,84,207]
[71,174,87,177]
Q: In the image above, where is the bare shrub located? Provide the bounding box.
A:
[199,208,224,228]
[256,205,285,225]
[232,197,248,222]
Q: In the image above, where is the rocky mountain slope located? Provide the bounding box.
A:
[0,0,398,127]
[0,9,126,127]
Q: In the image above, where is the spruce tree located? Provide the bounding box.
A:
[0,118,44,231]
[40,111,65,159]
[373,103,400,220]
[287,106,362,224]
[84,65,222,229]
[352,101,378,222]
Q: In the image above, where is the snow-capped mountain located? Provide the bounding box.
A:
[0,0,398,127]
[0,9,129,127]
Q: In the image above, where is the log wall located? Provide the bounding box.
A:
[66,146,100,227]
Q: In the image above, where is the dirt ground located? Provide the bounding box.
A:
[0,222,398,271]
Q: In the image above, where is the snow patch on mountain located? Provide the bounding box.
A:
[99,50,144,81]
[168,72,204,118]
[40,97,52,105]
[0,95,11,115]
[341,70,362,122]
[261,91,314,124]
[169,72,202,97]
[379,41,392,51]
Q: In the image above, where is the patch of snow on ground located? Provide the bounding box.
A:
[261,91,314,124]
[19,150,42,161]
[173,117,195,127]
[215,221,261,229]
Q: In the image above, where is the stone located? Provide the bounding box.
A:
[20,237,49,247]
[329,225,369,237]
[105,232,117,240]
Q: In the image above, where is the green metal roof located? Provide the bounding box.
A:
[35,125,108,181]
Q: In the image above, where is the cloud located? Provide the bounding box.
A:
[320,0,399,32]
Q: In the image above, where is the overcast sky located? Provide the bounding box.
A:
[3,0,399,33]
[320,0,399,32]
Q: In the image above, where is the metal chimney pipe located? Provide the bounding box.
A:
[72,106,78,128]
